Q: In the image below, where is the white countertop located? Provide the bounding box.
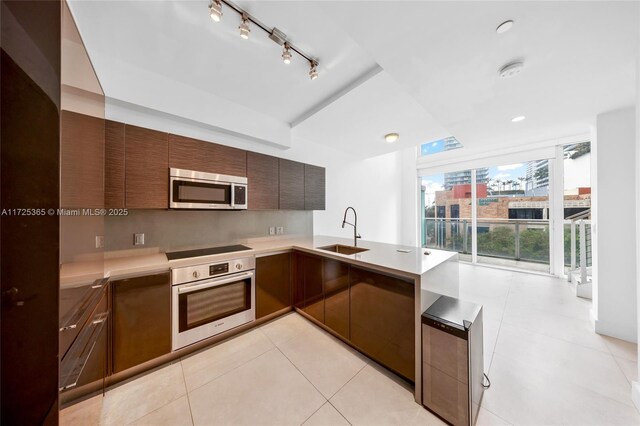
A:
[60,235,457,286]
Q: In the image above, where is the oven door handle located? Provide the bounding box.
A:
[177,271,254,294]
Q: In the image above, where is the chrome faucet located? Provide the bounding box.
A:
[341,206,361,246]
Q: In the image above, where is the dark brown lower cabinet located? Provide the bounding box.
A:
[349,266,415,381]
[256,253,291,319]
[112,272,171,373]
[298,253,324,323]
[323,258,350,340]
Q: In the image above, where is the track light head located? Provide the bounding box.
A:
[239,14,250,39]
[282,43,292,65]
[309,61,318,80]
[209,0,222,22]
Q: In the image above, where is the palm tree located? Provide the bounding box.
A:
[495,179,503,195]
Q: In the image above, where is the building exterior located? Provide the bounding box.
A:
[443,138,489,189]
[525,159,549,191]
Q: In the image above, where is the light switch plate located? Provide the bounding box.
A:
[276,226,284,235]
[269,227,276,236]
[134,233,145,246]
[95,235,104,249]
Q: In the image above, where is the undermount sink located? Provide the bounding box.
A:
[317,244,370,255]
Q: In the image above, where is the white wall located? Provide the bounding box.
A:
[593,107,637,343]
[106,100,417,246]
[634,11,640,410]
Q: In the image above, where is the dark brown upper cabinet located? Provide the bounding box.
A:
[247,152,279,210]
[279,159,305,210]
[304,164,326,210]
[169,134,247,177]
[105,120,125,208]
[125,125,169,209]
[61,110,105,209]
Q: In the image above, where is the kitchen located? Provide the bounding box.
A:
[3,1,640,425]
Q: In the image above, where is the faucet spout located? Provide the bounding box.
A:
[342,207,360,247]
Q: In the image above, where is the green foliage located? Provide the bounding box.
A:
[477,227,515,257]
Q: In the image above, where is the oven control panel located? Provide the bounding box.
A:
[171,256,255,285]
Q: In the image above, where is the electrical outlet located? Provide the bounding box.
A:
[95,235,104,249]
[134,233,145,246]
[276,226,284,235]
[269,227,276,236]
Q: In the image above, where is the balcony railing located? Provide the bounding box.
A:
[423,216,593,271]
[423,218,550,265]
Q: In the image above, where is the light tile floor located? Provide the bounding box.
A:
[61,264,640,425]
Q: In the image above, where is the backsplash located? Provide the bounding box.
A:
[105,209,313,252]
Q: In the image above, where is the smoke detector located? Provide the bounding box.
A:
[498,61,524,79]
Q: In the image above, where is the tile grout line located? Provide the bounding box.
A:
[179,360,196,426]
[327,399,354,426]
[182,331,275,394]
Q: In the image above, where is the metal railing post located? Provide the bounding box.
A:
[515,222,521,260]
[570,221,576,271]
[579,219,587,284]
[463,220,468,254]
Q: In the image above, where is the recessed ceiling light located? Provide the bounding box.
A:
[498,61,524,79]
[511,116,526,122]
[384,133,399,143]
[496,20,513,34]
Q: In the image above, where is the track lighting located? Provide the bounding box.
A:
[309,62,318,80]
[209,1,318,80]
[209,0,222,22]
[282,43,292,65]
[239,14,250,39]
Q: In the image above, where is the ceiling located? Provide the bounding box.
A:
[68,1,638,159]
[317,1,638,153]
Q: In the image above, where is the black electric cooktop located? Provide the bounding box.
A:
[166,244,252,260]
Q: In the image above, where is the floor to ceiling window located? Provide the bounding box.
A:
[418,139,567,274]
[562,141,592,278]
[421,171,472,262]
[476,161,550,273]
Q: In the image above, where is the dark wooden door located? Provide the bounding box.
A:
[323,259,349,339]
[255,253,291,319]
[169,134,247,177]
[304,164,325,210]
[61,110,105,208]
[247,152,279,210]
[105,120,125,208]
[349,267,415,381]
[125,125,169,208]
[1,1,61,423]
[112,272,171,373]
[279,159,304,210]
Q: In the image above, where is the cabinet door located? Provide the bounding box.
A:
[125,125,168,209]
[279,159,304,210]
[105,120,125,208]
[112,272,171,373]
[301,253,324,323]
[169,134,247,177]
[61,110,105,208]
[255,253,291,319]
[350,267,415,381]
[304,164,325,210]
[323,258,349,339]
[247,152,279,210]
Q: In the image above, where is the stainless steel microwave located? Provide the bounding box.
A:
[169,168,247,210]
